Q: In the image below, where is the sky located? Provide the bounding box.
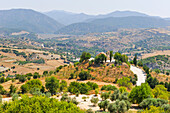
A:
[0,0,170,17]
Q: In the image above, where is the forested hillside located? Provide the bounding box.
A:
[142,55,170,71]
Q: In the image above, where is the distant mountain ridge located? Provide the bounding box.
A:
[55,16,170,35]
[0,9,170,35]
[55,23,117,35]
[0,9,64,33]
[46,10,170,35]
[89,16,169,28]
[44,10,149,25]
[44,10,94,25]
[96,10,149,18]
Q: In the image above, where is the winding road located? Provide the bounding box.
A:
[130,65,146,86]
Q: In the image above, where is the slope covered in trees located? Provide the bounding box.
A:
[0,95,84,113]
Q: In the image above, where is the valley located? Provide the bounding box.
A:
[0,7,169,113]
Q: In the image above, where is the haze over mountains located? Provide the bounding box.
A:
[0,9,64,33]
[0,9,170,34]
[45,10,149,25]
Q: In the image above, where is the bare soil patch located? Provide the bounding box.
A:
[142,50,170,59]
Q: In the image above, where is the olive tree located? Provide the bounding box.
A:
[139,98,168,109]
[12,93,19,101]
[45,76,60,95]
[98,100,109,111]
[129,83,153,104]
[101,92,110,100]
[0,95,2,103]
[78,71,91,80]
[108,103,117,113]
[110,89,120,101]
[90,97,99,106]
[108,100,131,113]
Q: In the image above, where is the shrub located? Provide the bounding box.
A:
[61,93,69,101]
[139,98,168,109]
[26,73,33,77]
[111,64,115,67]
[0,95,84,113]
[68,82,90,94]
[74,62,79,67]
[12,93,19,101]
[146,77,159,89]
[95,89,99,96]
[119,87,127,94]
[138,61,143,67]
[56,66,63,72]
[117,100,131,113]
[140,106,165,113]
[90,97,99,106]
[95,54,107,64]
[161,104,170,112]
[43,71,48,75]
[79,52,91,63]
[129,83,153,104]
[101,85,117,91]
[34,72,41,79]
[108,91,131,113]
[0,95,2,103]
[41,86,45,93]
[69,73,75,79]
[60,80,67,92]
[19,75,27,82]
[21,79,42,94]
[82,96,88,101]
[120,71,123,74]
[76,92,79,97]
[117,77,132,89]
[152,85,169,100]
[27,76,31,80]
[78,71,91,80]
[101,92,110,100]
[49,71,53,76]
[86,82,98,90]
[86,109,93,113]
[143,65,150,74]
[154,69,161,74]
[110,90,120,101]
[98,100,109,111]
[89,61,93,66]
[30,87,42,96]
[75,67,78,71]
[45,77,60,95]
[71,97,79,105]
[88,67,92,71]
[9,84,17,95]
[108,103,117,113]
[114,52,128,64]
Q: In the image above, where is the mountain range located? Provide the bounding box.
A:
[0,9,170,34]
[44,10,149,25]
[0,9,64,33]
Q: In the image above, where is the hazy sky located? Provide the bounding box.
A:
[0,0,170,17]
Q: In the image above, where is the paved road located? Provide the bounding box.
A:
[2,97,21,103]
[2,97,12,102]
[130,65,146,86]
